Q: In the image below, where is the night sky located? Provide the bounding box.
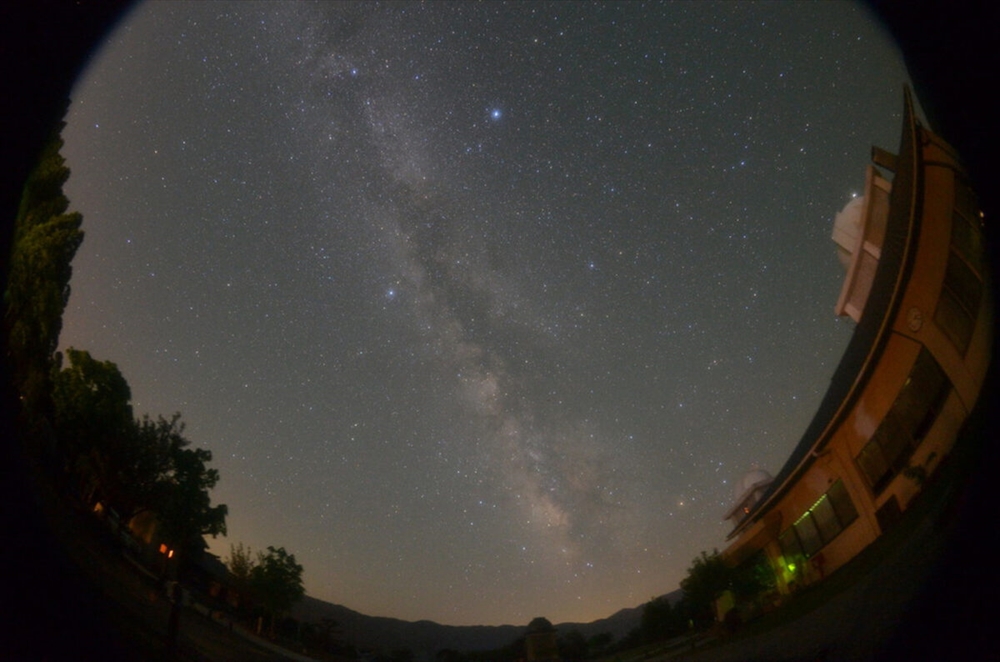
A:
[59,1,914,627]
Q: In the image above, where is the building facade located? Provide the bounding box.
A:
[721,88,992,599]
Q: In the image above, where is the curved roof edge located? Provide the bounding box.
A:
[728,86,924,540]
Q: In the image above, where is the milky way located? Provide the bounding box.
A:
[59,1,913,625]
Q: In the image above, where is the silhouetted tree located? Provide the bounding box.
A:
[51,348,133,501]
[557,629,587,661]
[678,549,765,629]
[51,352,226,550]
[585,632,613,657]
[498,634,526,662]
[5,119,84,416]
[640,594,684,643]
[390,648,415,662]
[318,617,341,653]
[437,648,467,662]
[224,541,257,619]
[251,545,305,637]
[143,413,227,551]
[226,543,255,586]
[680,551,728,627]
[613,627,642,652]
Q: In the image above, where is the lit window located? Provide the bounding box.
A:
[779,480,858,561]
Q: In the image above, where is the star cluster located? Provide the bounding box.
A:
[60,1,912,625]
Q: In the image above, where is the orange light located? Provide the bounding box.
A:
[167,549,174,558]
[159,543,168,554]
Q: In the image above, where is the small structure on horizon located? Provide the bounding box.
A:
[525,617,559,662]
[723,468,774,529]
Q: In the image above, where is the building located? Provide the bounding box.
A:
[525,617,559,662]
[720,87,992,600]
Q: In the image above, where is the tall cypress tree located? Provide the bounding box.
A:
[5,117,84,418]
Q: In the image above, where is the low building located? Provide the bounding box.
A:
[525,617,559,662]
[721,87,992,598]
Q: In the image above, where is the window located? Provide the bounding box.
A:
[856,441,890,494]
[934,180,985,355]
[827,478,859,527]
[936,252,981,353]
[896,349,949,442]
[794,512,823,557]
[950,210,985,276]
[856,349,950,494]
[809,496,841,543]
[779,479,858,560]
[876,413,910,473]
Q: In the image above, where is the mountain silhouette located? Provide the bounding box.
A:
[290,589,684,654]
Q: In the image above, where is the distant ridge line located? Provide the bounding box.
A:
[290,589,684,653]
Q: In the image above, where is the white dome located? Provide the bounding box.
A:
[733,468,773,502]
[832,195,866,268]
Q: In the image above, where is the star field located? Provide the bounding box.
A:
[59,1,913,626]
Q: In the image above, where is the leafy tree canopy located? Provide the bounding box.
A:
[52,348,133,454]
[226,542,255,588]
[678,548,767,628]
[586,632,613,652]
[51,352,226,548]
[5,121,84,409]
[556,629,587,662]
[137,413,227,547]
[639,594,684,643]
[679,550,732,624]
[51,348,133,503]
[251,545,305,617]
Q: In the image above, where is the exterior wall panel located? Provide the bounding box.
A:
[720,90,991,606]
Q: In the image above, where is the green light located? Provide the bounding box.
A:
[787,562,796,573]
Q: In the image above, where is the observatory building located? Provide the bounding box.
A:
[720,87,992,604]
[723,468,773,529]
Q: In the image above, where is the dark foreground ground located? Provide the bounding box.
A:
[5,385,996,662]
[664,440,993,662]
[3,2,999,661]
[5,440,314,662]
[621,376,996,662]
